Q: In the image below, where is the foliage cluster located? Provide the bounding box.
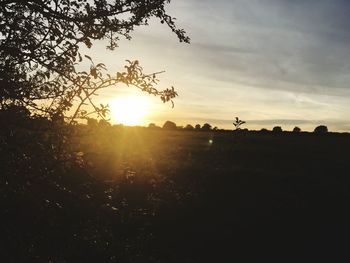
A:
[0,2,189,259]
[1,0,189,183]
[1,0,189,120]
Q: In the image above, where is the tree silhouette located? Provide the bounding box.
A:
[293,127,301,133]
[272,126,283,133]
[201,123,212,131]
[0,0,189,230]
[162,121,177,130]
[314,125,328,134]
[0,0,189,121]
[184,124,194,130]
[260,128,269,133]
[233,117,246,130]
[195,124,201,130]
[148,123,159,129]
[0,0,189,191]
[0,3,191,260]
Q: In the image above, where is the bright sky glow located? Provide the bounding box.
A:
[85,0,350,131]
[109,96,150,125]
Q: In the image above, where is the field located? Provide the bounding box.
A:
[2,127,350,262]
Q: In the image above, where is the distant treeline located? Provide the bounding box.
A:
[84,118,348,135]
[154,121,331,134]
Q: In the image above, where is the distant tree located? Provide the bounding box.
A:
[162,121,177,130]
[213,126,218,131]
[184,124,194,130]
[201,123,212,131]
[293,127,301,133]
[272,126,283,133]
[233,117,246,130]
[314,125,328,134]
[148,123,157,129]
[195,124,201,130]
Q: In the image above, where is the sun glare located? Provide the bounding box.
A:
[109,96,150,125]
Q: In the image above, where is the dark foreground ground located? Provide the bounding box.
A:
[2,128,350,262]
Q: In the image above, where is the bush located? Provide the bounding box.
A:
[233,117,246,130]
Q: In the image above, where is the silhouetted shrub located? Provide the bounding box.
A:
[201,123,212,131]
[162,121,177,130]
[314,125,328,134]
[233,117,246,130]
[184,124,194,130]
[195,124,201,130]
[293,127,301,133]
[272,126,283,133]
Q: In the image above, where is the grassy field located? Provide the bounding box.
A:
[2,127,350,262]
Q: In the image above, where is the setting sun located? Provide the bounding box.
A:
[109,96,150,125]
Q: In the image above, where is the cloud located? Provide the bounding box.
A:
[93,0,350,131]
[180,0,350,96]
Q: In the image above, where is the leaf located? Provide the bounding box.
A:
[90,67,97,78]
[96,63,106,69]
[84,55,92,62]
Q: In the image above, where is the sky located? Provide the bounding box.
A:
[85,0,350,131]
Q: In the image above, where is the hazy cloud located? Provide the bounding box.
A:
[182,0,350,95]
[95,0,350,130]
